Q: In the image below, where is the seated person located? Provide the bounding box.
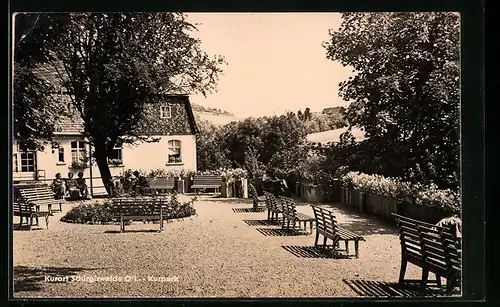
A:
[132,170,149,195]
[76,171,90,199]
[51,173,66,199]
[262,169,290,196]
[66,172,79,199]
[436,214,462,243]
[262,169,273,182]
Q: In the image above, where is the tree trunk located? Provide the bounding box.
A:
[94,144,115,197]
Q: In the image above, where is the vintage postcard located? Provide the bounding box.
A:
[11,12,463,299]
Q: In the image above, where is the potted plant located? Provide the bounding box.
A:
[69,161,87,169]
[107,158,123,166]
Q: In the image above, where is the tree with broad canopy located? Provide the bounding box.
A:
[323,12,460,190]
[13,13,226,195]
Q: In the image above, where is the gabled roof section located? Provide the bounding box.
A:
[54,113,85,135]
[32,62,68,89]
[181,95,199,135]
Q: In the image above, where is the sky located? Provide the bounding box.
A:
[185,13,353,118]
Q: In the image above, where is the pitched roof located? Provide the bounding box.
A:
[32,64,199,136]
[322,106,345,115]
[32,62,67,88]
[54,113,85,135]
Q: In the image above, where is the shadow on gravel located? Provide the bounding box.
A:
[14,266,96,293]
[203,198,253,205]
[296,202,397,236]
[232,208,266,213]
[13,225,47,231]
[256,228,310,236]
[337,217,396,236]
[281,245,350,259]
[342,279,456,297]
[104,229,162,234]
[242,219,282,226]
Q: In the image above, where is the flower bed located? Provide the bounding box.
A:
[340,171,461,223]
[60,194,197,224]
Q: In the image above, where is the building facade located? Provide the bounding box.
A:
[12,94,199,196]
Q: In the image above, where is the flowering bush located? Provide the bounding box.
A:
[219,168,248,182]
[296,154,336,185]
[341,171,461,213]
[414,183,461,213]
[148,168,193,179]
[60,201,115,224]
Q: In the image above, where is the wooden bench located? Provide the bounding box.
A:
[263,191,282,220]
[279,197,314,234]
[19,186,65,213]
[147,177,175,194]
[191,175,222,194]
[393,214,461,294]
[13,202,53,230]
[311,205,365,258]
[111,197,171,233]
[249,183,266,211]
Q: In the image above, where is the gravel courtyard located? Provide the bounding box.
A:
[13,195,445,298]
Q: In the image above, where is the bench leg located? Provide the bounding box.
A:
[443,273,458,295]
[421,268,429,292]
[323,236,328,250]
[309,221,313,234]
[345,240,349,255]
[436,274,442,287]
[354,240,359,258]
[314,231,320,247]
[120,215,124,233]
[45,215,50,229]
[398,255,408,284]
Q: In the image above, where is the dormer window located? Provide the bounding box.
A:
[160,106,172,119]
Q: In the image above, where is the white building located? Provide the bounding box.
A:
[12,94,199,196]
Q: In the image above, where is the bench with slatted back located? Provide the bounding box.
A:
[191,175,222,193]
[393,213,461,294]
[249,183,266,211]
[311,205,365,258]
[19,186,64,213]
[111,197,170,233]
[263,191,282,220]
[147,177,175,195]
[279,197,314,234]
[13,202,53,230]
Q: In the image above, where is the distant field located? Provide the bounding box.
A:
[195,111,242,126]
[306,127,366,144]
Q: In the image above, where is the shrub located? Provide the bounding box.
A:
[219,168,248,182]
[61,195,198,224]
[341,171,461,213]
[60,201,114,224]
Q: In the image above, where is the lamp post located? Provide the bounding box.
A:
[88,142,94,198]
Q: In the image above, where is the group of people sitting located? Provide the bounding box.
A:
[51,172,89,200]
[261,169,290,196]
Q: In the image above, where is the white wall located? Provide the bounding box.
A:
[122,135,197,173]
[12,135,197,195]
